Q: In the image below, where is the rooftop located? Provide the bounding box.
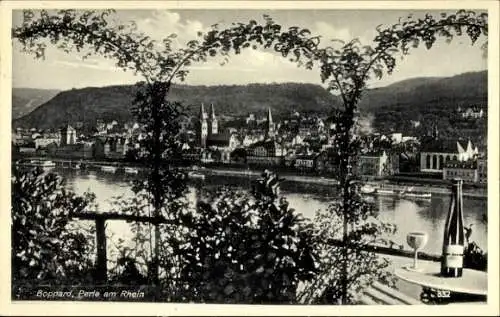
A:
[360,150,386,157]
[420,138,459,153]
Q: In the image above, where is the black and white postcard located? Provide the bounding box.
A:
[1,1,498,316]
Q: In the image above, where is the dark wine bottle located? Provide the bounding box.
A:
[441,178,465,277]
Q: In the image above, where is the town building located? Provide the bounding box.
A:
[242,134,264,147]
[18,143,37,155]
[96,119,106,134]
[356,150,389,178]
[246,113,256,124]
[246,140,285,166]
[315,150,341,175]
[101,136,128,159]
[53,143,93,159]
[216,148,232,164]
[93,137,107,159]
[282,133,304,148]
[206,133,240,150]
[181,148,202,163]
[459,106,484,119]
[34,133,60,149]
[197,103,238,150]
[59,124,77,146]
[391,133,403,144]
[201,149,216,164]
[12,130,34,146]
[284,154,296,167]
[420,138,478,173]
[442,160,478,183]
[477,157,487,184]
[294,154,317,170]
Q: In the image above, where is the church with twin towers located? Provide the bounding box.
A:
[198,103,218,148]
[197,103,275,149]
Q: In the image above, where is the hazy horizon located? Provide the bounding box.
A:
[12,69,487,92]
[12,9,487,91]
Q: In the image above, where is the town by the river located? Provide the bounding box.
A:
[54,167,488,259]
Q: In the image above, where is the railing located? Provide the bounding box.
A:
[69,211,441,283]
[70,211,175,282]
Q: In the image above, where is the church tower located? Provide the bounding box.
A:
[433,124,439,140]
[208,103,218,136]
[60,124,76,146]
[266,108,275,138]
[199,103,208,148]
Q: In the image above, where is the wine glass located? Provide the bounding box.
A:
[406,231,429,271]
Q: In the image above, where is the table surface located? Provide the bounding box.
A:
[394,262,487,296]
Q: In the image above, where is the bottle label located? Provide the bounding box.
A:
[444,244,464,268]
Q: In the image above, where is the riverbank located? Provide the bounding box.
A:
[16,156,487,199]
[367,181,487,199]
[203,168,341,186]
[202,168,486,199]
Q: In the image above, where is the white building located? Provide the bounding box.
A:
[420,139,478,173]
[391,133,403,144]
[460,106,484,119]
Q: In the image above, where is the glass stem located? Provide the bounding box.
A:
[414,250,418,269]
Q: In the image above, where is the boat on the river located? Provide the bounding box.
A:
[376,188,398,196]
[361,195,376,203]
[360,184,377,195]
[402,192,432,199]
[188,171,205,180]
[17,159,56,169]
[401,187,432,199]
[124,167,139,174]
[101,165,118,173]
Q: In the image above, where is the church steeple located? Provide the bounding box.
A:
[199,103,208,147]
[433,125,439,140]
[266,108,275,138]
[210,103,216,119]
[267,108,273,125]
[200,103,208,120]
[208,103,218,135]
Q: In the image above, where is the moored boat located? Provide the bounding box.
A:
[188,171,205,180]
[376,189,397,195]
[361,195,376,203]
[101,165,118,173]
[124,167,139,174]
[17,159,56,168]
[402,187,432,199]
[360,184,377,195]
[402,191,432,199]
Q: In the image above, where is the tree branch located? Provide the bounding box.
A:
[360,20,487,85]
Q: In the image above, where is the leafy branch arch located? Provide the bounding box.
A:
[12,8,488,304]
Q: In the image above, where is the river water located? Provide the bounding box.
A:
[56,168,488,257]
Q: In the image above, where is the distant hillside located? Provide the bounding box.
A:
[12,83,339,130]
[12,88,60,119]
[359,71,487,140]
[359,71,487,146]
[13,71,487,142]
[358,71,487,113]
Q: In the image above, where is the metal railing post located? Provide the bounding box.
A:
[95,216,107,283]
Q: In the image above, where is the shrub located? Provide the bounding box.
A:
[11,167,96,298]
[176,172,317,303]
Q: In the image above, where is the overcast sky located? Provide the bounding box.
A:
[12,9,487,90]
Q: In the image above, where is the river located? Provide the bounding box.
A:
[56,168,488,258]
